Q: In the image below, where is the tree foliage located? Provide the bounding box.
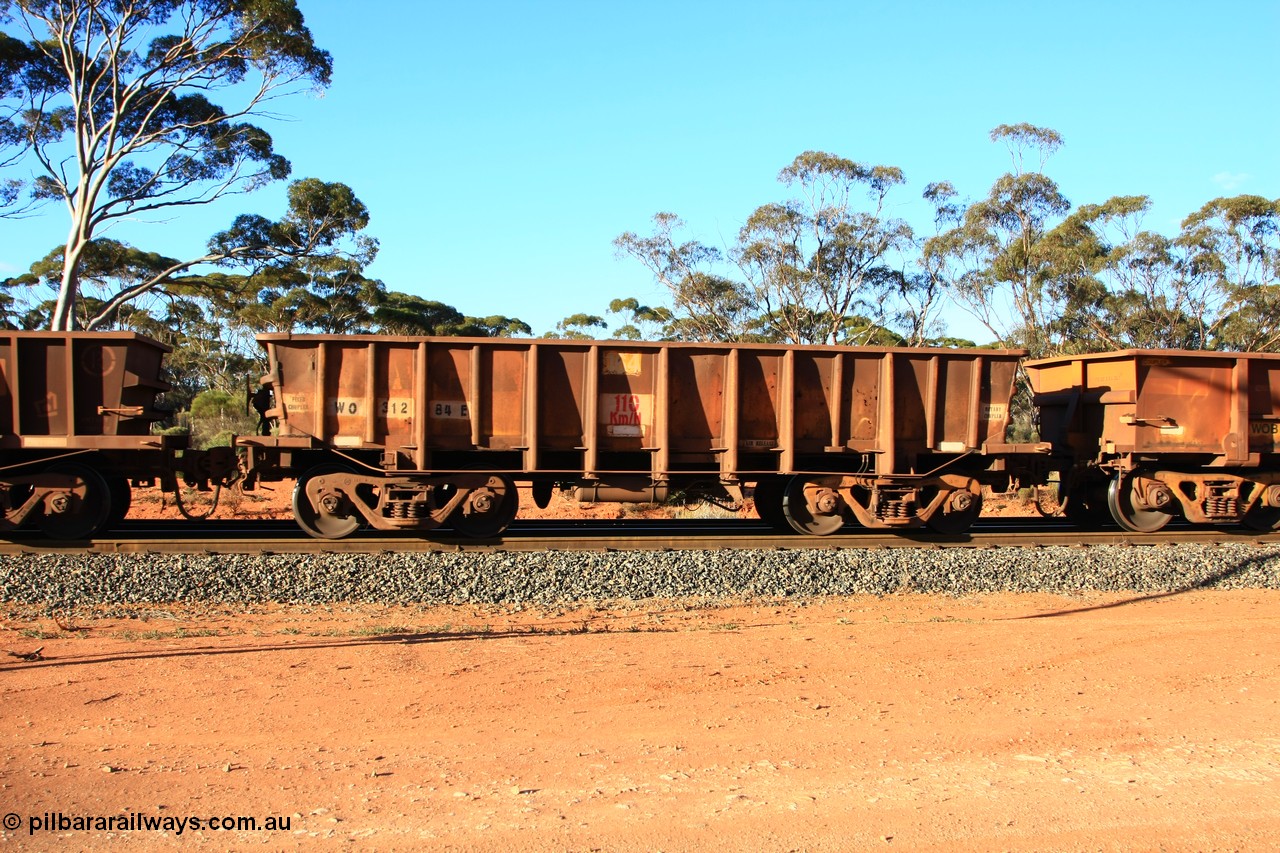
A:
[0,0,339,329]
[736,151,914,345]
[372,291,530,337]
[613,212,752,341]
[923,124,1072,355]
[615,152,933,346]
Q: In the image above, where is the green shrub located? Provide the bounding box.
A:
[187,390,256,450]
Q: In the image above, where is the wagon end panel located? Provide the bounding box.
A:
[112,336,172,435]
[0,332,171,443]
[1134,355,1233,455]
[978,356,1020,446]
[1026,353,1134,462]
[269,340,321,440]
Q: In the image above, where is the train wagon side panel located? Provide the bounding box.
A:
[0,331,245,540]
[0,331,172,447]
[1026,348,1280,530]
[260,334,1024,479]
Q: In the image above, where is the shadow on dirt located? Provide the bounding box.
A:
[0,617,703,672]
[1017,548,1278,619]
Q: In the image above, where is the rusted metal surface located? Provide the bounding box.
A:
[1028,349,1280,463]
[0,331,172,446]
[1027,349,1280,530]
[252,335,1024,477]
[0,332,241,539]
[242,335,1029,537]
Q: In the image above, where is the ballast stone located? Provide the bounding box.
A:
[2,544,1279,609]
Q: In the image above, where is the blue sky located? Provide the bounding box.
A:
[3,0,1277,342]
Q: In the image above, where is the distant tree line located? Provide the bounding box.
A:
[611,125,1280,358]
[2,3,1277,422]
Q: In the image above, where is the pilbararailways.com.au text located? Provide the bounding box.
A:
[9,811,292,836]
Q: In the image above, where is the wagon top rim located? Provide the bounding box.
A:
[254,333,1027,358]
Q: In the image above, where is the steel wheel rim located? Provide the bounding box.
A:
[40,463,112,540]
[781,477,845,536]
[1106,475,1172,533]
[293,465,362,540]
[1241,505,1280,531]
[926,489,983,535]
[450,474,519,538]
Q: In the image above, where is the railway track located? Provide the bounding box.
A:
[3,517,1279,555]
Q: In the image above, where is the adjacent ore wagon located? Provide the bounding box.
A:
[240,335,1033,538]
[1027,348,1280,531]
[0,331,237,538]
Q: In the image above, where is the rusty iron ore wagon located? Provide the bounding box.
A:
[7,331,1280,541]
[0,331,237,538]
[238,335,1035,538]
[1027,348,1280,532]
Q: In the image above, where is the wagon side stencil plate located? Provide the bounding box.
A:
[601,393,652,437]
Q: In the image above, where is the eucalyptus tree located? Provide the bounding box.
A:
[0,0,354,330]
[1179,195,1280,351]
[545,312,607,340]
[1041,193,1280,353]
[606,296,671,340]
[613,212,754,342]
[370,291,531,338]
[735,151,914,345]
[1040,195,1208,351]
[4,177,377,331]
[923,124,1071,356]
[0,28,31,209]
[898,181,966,346]
[615,153,921,345]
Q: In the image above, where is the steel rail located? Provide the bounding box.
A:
[3,518,1279,555]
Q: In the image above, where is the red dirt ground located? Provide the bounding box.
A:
[2,592,1277,851]
[2,487,1276,850]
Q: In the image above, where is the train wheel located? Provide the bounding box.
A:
[450,473,519,538]
[751,477,791,532]
[293,465,362,540]
[781,476,846,536]
[926,488,983,534]
[1241,505,1280,531]
[39,463,112,540]
[1106,474,1172,533]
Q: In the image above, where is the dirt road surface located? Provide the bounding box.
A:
[2,588,1278,851]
